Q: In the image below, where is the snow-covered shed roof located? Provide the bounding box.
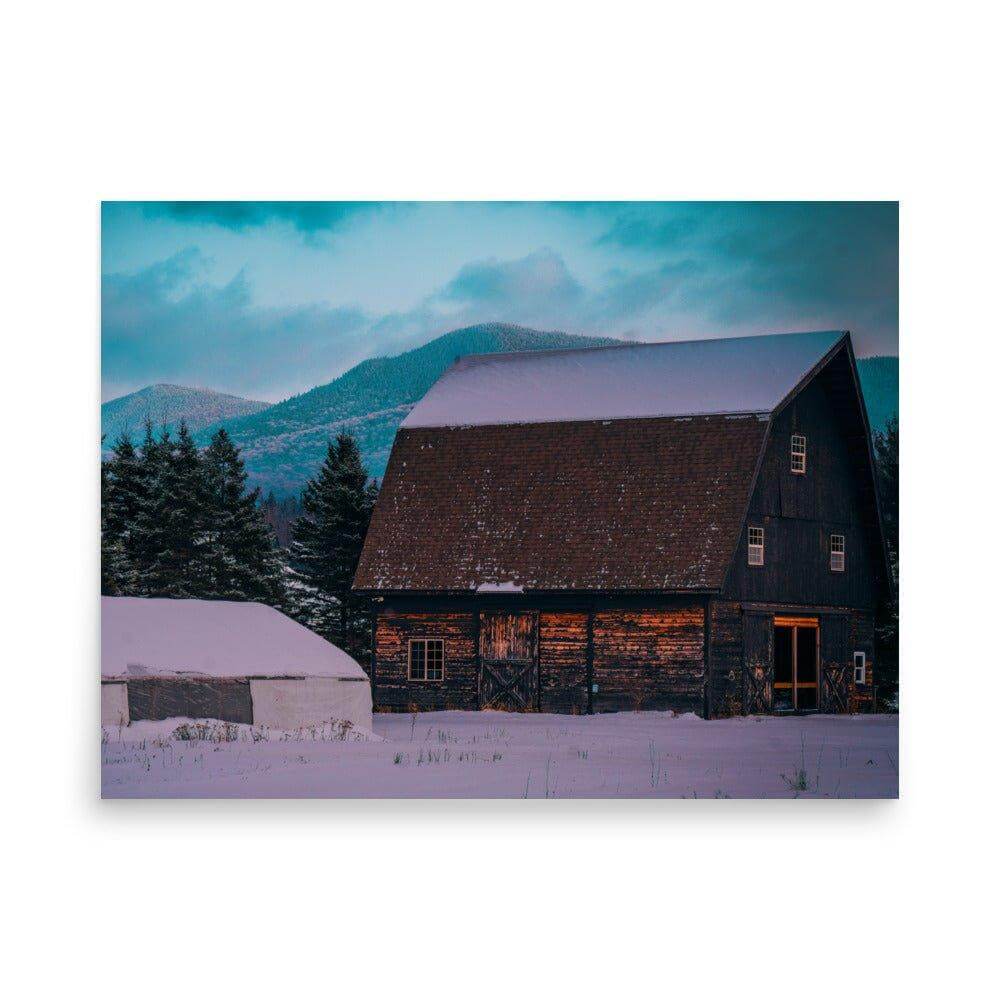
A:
[402,330,846,429]
[101,597,368,681]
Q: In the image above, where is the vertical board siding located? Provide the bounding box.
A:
[374,611,478,711]
[742,612,774,714]
[727,369,881,609]
[819,614,850,712]
[478,612,538,711]
[480,612,536,661]
[539,612,589,713]
[591,607,705,714]
[849,609,877,711]
[708,600,744,716]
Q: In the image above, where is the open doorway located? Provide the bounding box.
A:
[773,617,819,712]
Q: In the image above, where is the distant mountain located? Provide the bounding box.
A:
[102,384,270,445]
[197,323,621,495]
[856,356,898,435]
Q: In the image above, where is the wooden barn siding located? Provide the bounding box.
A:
[707,600,743,717]
[849,609,877,711]
[374,611,478,711]
[539,612,589,713]
[715,602,877,716]
[374,604,708,714]
[726,373,880,609]
[591,607,705,714]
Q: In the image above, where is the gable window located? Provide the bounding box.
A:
[830,534,845,572]
[791,433,807,474]
[408,638,444,681]
[853,651,867,685]
[748,526,764,566]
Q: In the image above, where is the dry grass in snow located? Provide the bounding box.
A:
[101,710,898,799]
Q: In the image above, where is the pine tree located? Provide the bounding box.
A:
[201,428,286,604]
[126,420,165,591]
[101,447,135,595]
[873,417,899,707]
[289,434,376,660]
[104,432,146,589]
[143,421,206,596]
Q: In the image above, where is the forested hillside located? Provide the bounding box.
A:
[196,323,620,494]
[102,384,269,445]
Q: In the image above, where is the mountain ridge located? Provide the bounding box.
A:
[102,384,270,445]
[105,323,898,497]
[195,323,622,493]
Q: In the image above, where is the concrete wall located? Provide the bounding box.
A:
[101,682,129,727]
[249,677,372,731]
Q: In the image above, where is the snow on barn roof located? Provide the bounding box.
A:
[101,597,368,681]
[402,330,846,428]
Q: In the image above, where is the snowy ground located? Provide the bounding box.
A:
[101,711,898,798]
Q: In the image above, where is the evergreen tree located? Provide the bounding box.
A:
[201,428,286,604]
[289,434,376,660]
[873,417,898,575]
[104,432,146,583]
[101,446,135,595]
[126,420,166,590]
[143,421,206,596]
[873,417,899,708]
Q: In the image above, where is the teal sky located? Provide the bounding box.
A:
[101,202,898,402]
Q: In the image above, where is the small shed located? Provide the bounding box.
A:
[101,597,372,731]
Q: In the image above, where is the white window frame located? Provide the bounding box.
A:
[408,638,445,682]
[830,533,845,572]
[748,526,764,566]
[853,651,867,686]
[791,433,807,474]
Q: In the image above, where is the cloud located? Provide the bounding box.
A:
[138,201,382,235]
[102,250,371,401]
[103,202,898,403]
[594,202,898,349]
[442,249,584,308]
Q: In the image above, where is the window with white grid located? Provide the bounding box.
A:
[791,434,806,474]
[830,533,845,572]
[408,639,444,681]
[748,526,764,566]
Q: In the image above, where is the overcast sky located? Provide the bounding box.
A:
[101,201,898,403]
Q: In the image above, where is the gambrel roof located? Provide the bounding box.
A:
[355,330,859,594]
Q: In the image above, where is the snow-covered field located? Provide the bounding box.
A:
[101,710,898,798]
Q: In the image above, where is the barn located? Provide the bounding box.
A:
[353,329,891,717]
[101,597,372,730]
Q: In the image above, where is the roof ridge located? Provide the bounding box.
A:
[451,329,848,369]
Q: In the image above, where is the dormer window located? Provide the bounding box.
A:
[748,526,764,566]
[830,534,845,572]
[791,434,807,474]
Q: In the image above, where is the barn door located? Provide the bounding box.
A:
[742,612,774,714]
[479,612,538,711]
[820,615,851,713]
